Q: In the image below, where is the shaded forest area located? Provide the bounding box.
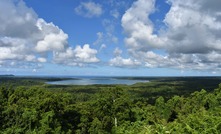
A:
[0,76,221,133]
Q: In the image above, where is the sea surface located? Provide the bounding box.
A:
[46,76,149,85]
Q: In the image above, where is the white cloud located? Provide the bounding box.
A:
[110,47,141,67]
[0,0,67,65]
[164,0,221,54]
[0,0,38,65]
[0,0,99,68]
[74,2,103,18]
[0,37,31,61]
[53,44,99,66]
[74,44,99,63]
[93,32,104,45]
[26,55,36,62]
[119,0,221,71]
[109,56,141,67]
[35,19,68,52]
[121,0,164,52]
[0,0,38,39]
[37,57,47,63]
[142,51,172,68]
[113,47,122,57]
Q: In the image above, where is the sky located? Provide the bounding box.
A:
[0,0,221,76]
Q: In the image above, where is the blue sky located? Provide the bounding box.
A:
[0,0,221,76]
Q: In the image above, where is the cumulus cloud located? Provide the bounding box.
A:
[109,47,141,67]
[109,56,141,67]
[35,19,68,53]
[0,0,38,65]
[119,0,221,71]
[74,2,103,18]
[0,0,38,39]
[164,0,221,54]
[74,44,99,63]
[0,0,99,68]
[121,0,164,52]
[53,44,99,66]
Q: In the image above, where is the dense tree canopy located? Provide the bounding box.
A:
[0,78,221,133]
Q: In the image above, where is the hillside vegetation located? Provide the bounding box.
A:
[0,77,221,133]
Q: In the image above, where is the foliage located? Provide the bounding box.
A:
[0,77,221,133]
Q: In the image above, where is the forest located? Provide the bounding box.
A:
[0,76,221,133]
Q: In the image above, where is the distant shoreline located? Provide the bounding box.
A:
[0,74,15,77]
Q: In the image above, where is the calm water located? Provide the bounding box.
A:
[47,77,149,85]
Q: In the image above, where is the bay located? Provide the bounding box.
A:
[46,76,149,85]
